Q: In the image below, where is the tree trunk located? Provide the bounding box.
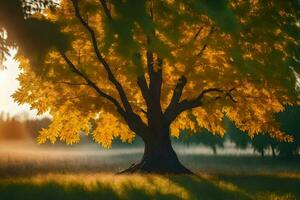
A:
[212,146,217,155]
[261,150,265,158]
[118,128,193,174]
[271,144,276,158]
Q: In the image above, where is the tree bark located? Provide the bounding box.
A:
[261,150,265,158]
[212,146,217,155]
[271,144,276,158]
[118,128,193,174]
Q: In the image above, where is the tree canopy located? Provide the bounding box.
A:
[1,0,300,148]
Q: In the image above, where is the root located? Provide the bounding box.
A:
[117,161,194,175]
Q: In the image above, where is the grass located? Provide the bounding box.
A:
[0,143,300,199]
[0,173,299,200]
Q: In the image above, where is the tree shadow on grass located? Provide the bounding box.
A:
[0,181,118,200]
[0,178,182,200]
[119,181,183,200]
[219,174,300,199]
[166,175,251,200]
[0,173,299,200]
[167,173,300,200]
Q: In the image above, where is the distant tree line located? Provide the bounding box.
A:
[0,112,50,141]
[176,106,300,158]
[0,105,299,158]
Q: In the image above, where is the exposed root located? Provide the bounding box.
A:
[117,161,194,175]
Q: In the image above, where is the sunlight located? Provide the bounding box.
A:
[2,173,192,200]
[0,49,45,119]
[290,66,300,98]
[296,20,300,28]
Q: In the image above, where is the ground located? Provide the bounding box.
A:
[0,142,299,200]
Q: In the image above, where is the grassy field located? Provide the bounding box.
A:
[1,173,300,200]
[0,142,300,200]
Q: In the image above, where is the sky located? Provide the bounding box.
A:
[0,49,46,119]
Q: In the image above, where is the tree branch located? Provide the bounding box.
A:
[165,86,237,123]
[71,0,133,114]
[196,43,208,57]
[54,81,89,86]
[140,108,147,115]
[155,56,163,103]
[60,50,150,138]
[147,48,163,119]
[99,0,112,19]
[137,75,150,106]
[133,52,150,107]
[193,26,205,40]
[180,87,237,110]
[175,26,205,50]
[59,50,126,116]
[164,75,187,119]
[147,48,155,81]
[196,26,215,57]
[146,36,162,93]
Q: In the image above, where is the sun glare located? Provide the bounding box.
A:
[0,49,46,119]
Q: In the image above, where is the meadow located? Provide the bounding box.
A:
[0,142,300,200]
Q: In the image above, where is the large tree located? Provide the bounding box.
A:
[1,0,300,173]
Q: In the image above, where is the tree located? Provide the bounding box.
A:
[224,117,250,150]
[25,117,51,139]
[276,106,300,157]
[225,116,280,158]
[1,0,299,173]
[0,116,28,140]
[178,129,224,155]
[250,134,277,157]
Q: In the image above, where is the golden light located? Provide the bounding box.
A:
[0,49,45,119]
